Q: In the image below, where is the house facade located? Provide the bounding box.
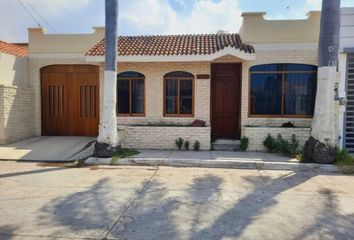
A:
[3,10,341,151]
[0,41,33,144]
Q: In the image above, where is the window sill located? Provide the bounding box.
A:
[163,114,194,118]
[117,114,145,117]
[248,114,313,119]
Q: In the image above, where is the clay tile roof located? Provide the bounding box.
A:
[0,40,27,57]
[86,33,255,56]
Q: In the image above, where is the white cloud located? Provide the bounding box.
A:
[121,0,176,30]
[120,0,243,35]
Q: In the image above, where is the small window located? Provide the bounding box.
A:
[164,71,194,117]
[249,64,317,117]
[117,71,145,116]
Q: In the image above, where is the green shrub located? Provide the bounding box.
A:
[277,134,298,156]
[112,148,140,163]
[184,140,190,151]
[335,147,354,174]
[276,134,288,153]
[289,134,299,156]
[335,147,354,165]
[295,152,304,162]
[193,140,200,151]
[240,136,249,151]
[175,137,184,150]
[263,134,277,152]
[263,134,299,157]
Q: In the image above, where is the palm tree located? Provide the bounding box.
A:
[304,0,341,163]
[94,0,119,157]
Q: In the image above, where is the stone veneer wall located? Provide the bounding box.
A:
[0,85,35,144]
[118,125,211,150]
[244,127,311,151]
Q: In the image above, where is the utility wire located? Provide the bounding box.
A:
[17,0,42,27]
[24,0,56,32]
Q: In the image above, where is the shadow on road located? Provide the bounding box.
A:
[33,170,354,240]
[0,224,18,239]
[0,167,66,179]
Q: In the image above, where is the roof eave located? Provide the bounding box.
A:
[86,47,255,62]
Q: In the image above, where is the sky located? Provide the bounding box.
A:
[1,0,354,43]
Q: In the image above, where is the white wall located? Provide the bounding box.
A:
[0,52,34,144]
[0,52,28,86]
[340,8,354,51]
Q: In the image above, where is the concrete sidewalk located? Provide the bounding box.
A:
[0,136,94,161]
[86,150,340,172]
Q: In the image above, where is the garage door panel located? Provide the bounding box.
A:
[41,72,69,136]
[71,72,99,136]
[41,65,99,136]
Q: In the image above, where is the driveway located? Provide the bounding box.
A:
[0,161,353,240]
[0,136,94,161]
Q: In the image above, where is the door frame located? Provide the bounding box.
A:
[210,62,242,139]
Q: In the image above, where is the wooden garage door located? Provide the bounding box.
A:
[41,65,99,136]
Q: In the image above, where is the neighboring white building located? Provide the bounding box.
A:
[0,41,34,144]
[338,7,354,151]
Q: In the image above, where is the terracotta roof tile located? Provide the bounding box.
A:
[0,40,27,57]
[86,33,255,56]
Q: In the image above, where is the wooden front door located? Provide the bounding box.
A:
[211,63,241,139]
[41,65,99,136]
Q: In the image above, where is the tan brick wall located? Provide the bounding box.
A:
[114,62,211,125]
[244,126,311,151]
[118,125,211,150]
[29,59,210,134]
[0,85,35,144]
[241,49,318,136]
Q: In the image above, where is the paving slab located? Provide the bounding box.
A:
[134,149,172,159]
[211,151,297,162]
[0,136,94,161]
[169,150,213,160]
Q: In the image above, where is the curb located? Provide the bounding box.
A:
[85,157,340,173]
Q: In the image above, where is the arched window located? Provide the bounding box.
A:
[117,71,145,116]
[249,63,317,117]
[164,71,194,116]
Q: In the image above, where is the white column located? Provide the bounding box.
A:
[97,70,118,145]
